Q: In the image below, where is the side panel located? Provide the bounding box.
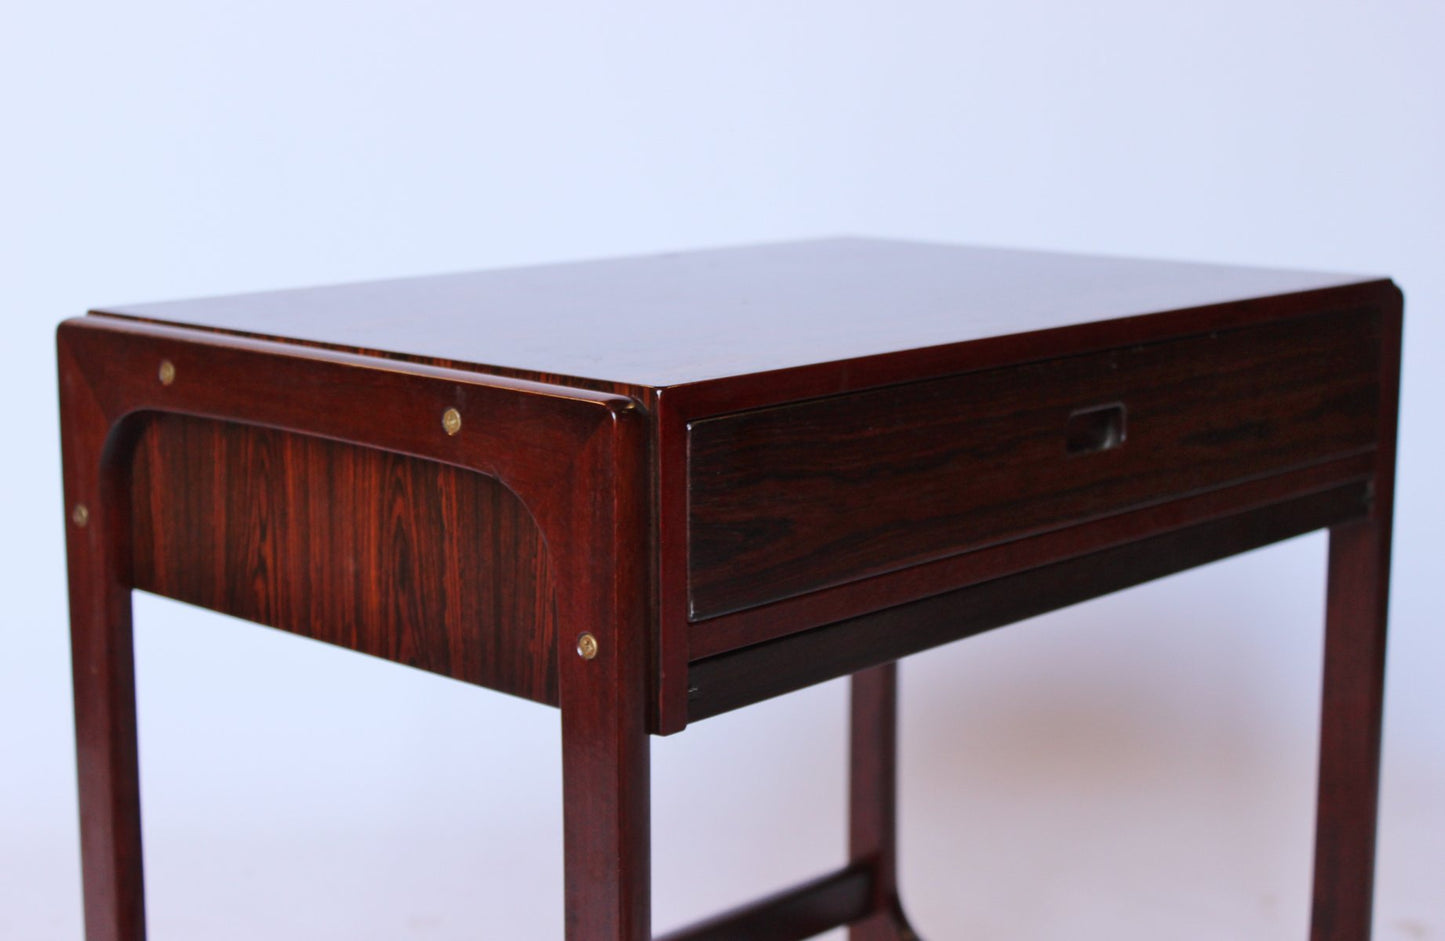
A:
[129,413,559,704]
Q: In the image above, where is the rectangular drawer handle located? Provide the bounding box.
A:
[1066,402,1127,455]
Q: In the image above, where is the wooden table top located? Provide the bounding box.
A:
[92,237,1382,389]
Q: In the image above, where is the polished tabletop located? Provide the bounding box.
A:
[94,237,1378,388]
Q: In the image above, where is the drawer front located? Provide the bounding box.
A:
[688,309,1381,620]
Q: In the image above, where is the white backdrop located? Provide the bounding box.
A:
[3,2,1440,938]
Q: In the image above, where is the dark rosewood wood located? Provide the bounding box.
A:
[90,241,1398,734]
[656,865,873,941]
[658,664,922,941]
[129,414,558,704]
[95,238,1382,390]
[687,453,1376,660]
[1311,519,1391,940]
[58,316,652,941]
[1309,299,1401,941]
[655,275,1396,734]
[687,482,1370,723]
[849,664,919,941]
[59,330,147,941]
[689,309,1380,619]
[558,396,652,941]
[58,239,1402,940]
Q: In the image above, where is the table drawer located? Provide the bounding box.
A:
[688,309,1381,620]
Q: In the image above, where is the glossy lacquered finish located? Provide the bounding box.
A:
[688,308,1380,619]
[131,414,559,703]
[98,237,1376,389]
[59,318,651,941]
[58,238,1402,940]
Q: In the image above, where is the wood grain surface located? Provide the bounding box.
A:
[689,308,1380,619]
[130,413,558,704]
[687,481,1370,722]
[58,240,1403,940]
[59,315,653,941]
[93,238,1382,388]
[1309,298,1402,941]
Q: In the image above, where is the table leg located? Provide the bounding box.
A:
[559,621,651,941]
[1309,513,1393,941]
[59,336,147,941]
[1308,294,1400,941]
[850,663,921,941]
[70,576,145,941]
[61,415,146,939]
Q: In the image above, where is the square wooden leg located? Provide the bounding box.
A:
[60,364,147,941]
[1310,516,1393,941]
[560,663,652,941]
[850,663,920,941]
[68,548,146,941]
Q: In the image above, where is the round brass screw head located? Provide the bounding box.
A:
[442,407,462,436]
[576,632,599,661]
[158,360,176,386]
[72,504,89,527]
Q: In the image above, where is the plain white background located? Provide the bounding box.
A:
[2,2,1441,938]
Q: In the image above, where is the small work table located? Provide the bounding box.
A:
[58,238,1400,940]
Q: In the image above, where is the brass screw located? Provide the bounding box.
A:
[576,633,599,661]
[441,407,462,436]
[72,504,89,527]
[158,360,176,385]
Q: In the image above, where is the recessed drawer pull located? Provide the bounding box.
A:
[1066,402,1127,456]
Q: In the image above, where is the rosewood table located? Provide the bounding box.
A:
[58,238,1400,940]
